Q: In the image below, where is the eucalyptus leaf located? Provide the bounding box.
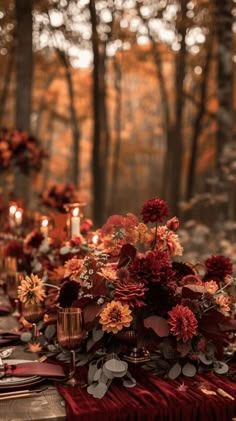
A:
[99,371,109,384]
[92,382,108,399]
[93,368,102,382]
[123,371,136,388]
[44,324,56,341]
[47,344,58,352]
[168,362,182,379]
[76,356,89,366]
[199,352,213,366]
[20,331,32,343]
[123,378,136,388]
[60,245,71,255]
[104,358,127,373]
[37,321,45,332]
[182,363,197,377]
[92,328,104,342]
[36,335,47,345]
[102,365,115,379]
[213,361,229,374]
[87,383,98,395]
[88,361,99,383]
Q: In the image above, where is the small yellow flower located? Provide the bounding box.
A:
[18,274,46,305]
[98,266,117,282]
[99,300,133,334]
[215,295,230,313]
[204,280,218,295]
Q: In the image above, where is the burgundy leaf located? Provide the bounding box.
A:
[144,316,170,337]
[117,243,137,269]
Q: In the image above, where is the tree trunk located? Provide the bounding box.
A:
[0,44,14,126]
[89,0,110,226]
[165,0,187,215]
[14,0,33,205]
[108,54,122,214]
[186,35,213,200]
[57,50,80,188]
[214,0,233,170]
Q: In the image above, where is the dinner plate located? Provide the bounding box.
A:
[0,359,44,390]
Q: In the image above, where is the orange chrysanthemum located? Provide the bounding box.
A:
[18,274,46,305]
[99,300,133,334]
[64,256,83,278]
[98,266,117,282]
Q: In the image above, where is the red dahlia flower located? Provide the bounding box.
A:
[168,304,198,343]
[204,255,233,281]
[129,250,171,284]
[141,198,169,224]
[114,277,147,308]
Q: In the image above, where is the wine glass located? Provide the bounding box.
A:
[22,302,45,342]
[57,307,86,387]
[6,272,24,318]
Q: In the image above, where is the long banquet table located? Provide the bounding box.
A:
[0,295,236,421]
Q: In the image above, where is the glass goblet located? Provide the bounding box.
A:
[6,272,24,318]
[57,307,86,387]
[22,302,45,342]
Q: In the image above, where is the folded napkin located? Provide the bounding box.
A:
[0,331,21,346]
[0,303,12,316]
[3,361,65,379]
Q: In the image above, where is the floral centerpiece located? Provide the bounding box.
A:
[0,128,46,173]
[40,183,84,213]
[17,197,236,396]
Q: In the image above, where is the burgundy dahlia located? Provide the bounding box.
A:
[129,250,171,284]
[141,198,169,224]
[59,280,80,308]
[114,277,147,308]
[168,304,198,343]
[172,261,195,285]
[204,255,233,281]
[4,240,24,259]
[24,229,44,249]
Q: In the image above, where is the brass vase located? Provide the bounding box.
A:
[117,329,150,365]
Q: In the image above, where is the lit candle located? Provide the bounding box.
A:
[40,217,49,246]
[9,203,17,228]
[92,234,99,245]
[71,207,80,237]
[9,203,17,217]
[15,209,23,226]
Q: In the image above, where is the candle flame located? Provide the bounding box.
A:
[9,205,17,215]
[92,234,99,245]
[72,207,79,217]
[41,218,49,228]
[15,210,22,219]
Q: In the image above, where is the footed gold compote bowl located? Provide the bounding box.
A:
[57,307,86,387]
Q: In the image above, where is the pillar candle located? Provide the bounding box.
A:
[71,207,80,237]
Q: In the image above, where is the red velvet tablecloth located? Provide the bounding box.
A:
[57,367,236,421]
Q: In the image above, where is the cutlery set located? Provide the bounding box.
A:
[0,386,48,400]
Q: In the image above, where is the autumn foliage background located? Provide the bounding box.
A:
[0,0,235,231]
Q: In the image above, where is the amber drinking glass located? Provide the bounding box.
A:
[57,307,85,387]
[22,302,45,341]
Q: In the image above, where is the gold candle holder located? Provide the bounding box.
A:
[64,203,86,239]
